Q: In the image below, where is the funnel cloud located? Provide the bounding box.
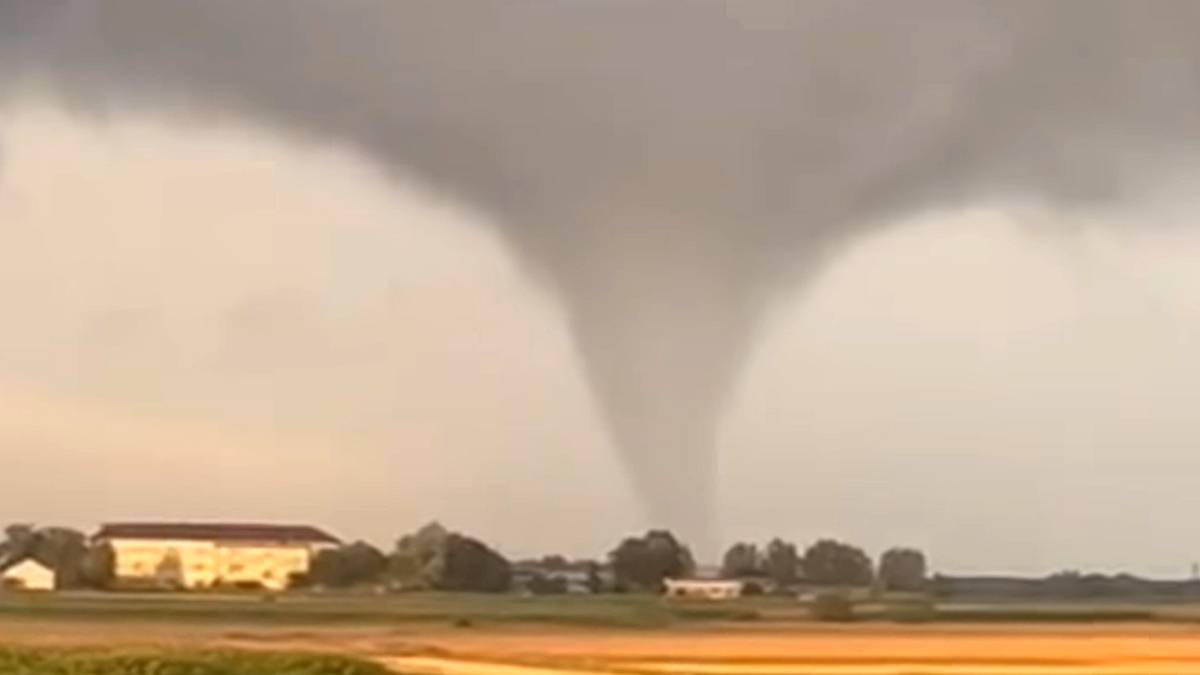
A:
[3,1,1200,543]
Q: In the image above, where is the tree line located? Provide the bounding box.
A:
[305,522,514,592]
[721,539,927,591]
[303,528,930,593]
[1,521,927,593]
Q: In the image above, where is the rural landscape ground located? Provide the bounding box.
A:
[8,593,1200,674]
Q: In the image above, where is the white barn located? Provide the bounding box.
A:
[1,559,56,591]
[663,578,744,600]
[94,522,340,591]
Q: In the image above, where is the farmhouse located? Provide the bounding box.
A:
[1,558,56,591]
[94,522,340,591]
[663,578,744,600]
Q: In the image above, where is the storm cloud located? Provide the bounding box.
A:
[3,1,1200,544]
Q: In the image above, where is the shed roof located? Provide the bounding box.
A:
[95,522,340,545]
[1,558,53,576]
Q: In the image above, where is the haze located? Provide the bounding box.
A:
[4,1,1200,575]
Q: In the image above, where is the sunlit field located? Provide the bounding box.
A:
[9,593,1200,674]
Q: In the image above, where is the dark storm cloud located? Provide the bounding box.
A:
[3,0,1200,540]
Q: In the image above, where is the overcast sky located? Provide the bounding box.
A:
[4,96,1200,575]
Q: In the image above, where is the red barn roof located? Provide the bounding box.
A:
[95,522,340,545]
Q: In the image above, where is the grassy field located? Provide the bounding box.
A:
[0,591,767,628]
[9,597,1200,675]
[14,625,1200,675]
[0,646,388,675]
[3,590,1200,629]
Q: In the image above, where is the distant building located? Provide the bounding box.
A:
[94,522,340,591]
[1,559,56,591]
[512,560,607,594]
[663,578,744,600]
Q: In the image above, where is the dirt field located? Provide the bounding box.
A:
[7,619,1200,674]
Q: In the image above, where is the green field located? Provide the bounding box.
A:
[0,646,387,675]
[5,590,1200,629]
[0,591,774,628]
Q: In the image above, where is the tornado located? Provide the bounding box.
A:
[4,1,1200,545]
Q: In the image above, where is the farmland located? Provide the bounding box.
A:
[0,647,386,675]
[9,593,1200,674]
[5,590,1200,628]
[0,590,768,628]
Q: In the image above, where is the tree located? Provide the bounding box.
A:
[878,548,927,592]
[763,538,800,586]
[1045,570,1086,599]
[388,522,511,592]
[156,548,184,588]
[0,524,36,568]
[584,561,604,594]
[609,530,694,592]
[721,542,762,578]
[802,539,873,587]
[79,542,115,589]
[811,590,856,622]
[310,541,387,588]
[390,522,450,589]
[1,525,92,588]
[439,534,511,592]
[32,527,89,588]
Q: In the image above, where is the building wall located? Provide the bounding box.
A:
[108,538,318,591]
[215,544,311,589]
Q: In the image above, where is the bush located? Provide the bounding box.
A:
[884,598,936,623]
[742,581,764,597]
[811,591,855,622]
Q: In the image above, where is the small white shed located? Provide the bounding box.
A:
[1,559,56,591]
[663,578,744,600]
